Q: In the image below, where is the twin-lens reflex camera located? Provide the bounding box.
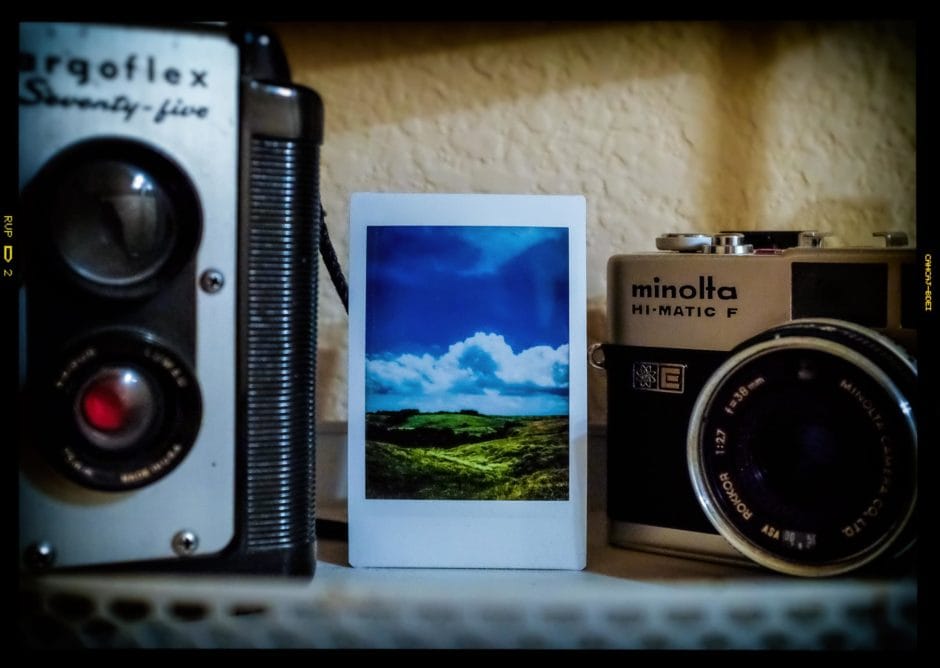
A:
[19,22,323,575]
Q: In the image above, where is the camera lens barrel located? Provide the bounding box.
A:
[44,331,202,492]
[688,319,916,576]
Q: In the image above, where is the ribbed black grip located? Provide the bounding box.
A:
[244,137,318,553]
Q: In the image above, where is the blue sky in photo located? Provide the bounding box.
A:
[366,226,569,416]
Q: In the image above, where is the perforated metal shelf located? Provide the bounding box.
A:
[19,514,916,649]
[19,426,917,649]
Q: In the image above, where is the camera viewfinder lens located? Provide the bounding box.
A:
[25,139,202,299]
[51,162,177,286]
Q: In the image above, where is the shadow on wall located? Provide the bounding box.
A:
[277,23,910,122]
[278,21,716,134]
[698,22,914,233]
[315,321,347,424]
[280,19,913,244]
[276,21,914,424]
[700,23,783,232]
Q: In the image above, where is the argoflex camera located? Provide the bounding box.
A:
[596,231,917,576]
[19,22,322,575]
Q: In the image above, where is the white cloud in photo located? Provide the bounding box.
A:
[366,332,569,415]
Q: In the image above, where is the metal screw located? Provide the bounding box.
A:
[172,530,199,556]
[588,342,606,370]
[24,541,56,571]
[799,231,828,248]
[873,231,909,248]
[199,269,224,293]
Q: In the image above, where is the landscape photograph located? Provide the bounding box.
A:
[365,225,570,500]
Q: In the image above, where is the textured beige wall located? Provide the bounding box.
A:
[276,21,916,425]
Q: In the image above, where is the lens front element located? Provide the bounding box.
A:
[76,366,159,451]
[46,332,202,492]
[688,320,916,576]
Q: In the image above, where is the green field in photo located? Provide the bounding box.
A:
[365,411,569,500]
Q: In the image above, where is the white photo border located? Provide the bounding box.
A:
[348,193,587,569]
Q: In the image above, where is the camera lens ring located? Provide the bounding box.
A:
[24,137,202,300]
[688,320,916,577]
[42,329,202,492]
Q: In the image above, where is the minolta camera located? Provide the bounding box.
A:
[595,231,917,576]
[19,23,321,575]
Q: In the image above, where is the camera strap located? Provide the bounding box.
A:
[318,207,348,313]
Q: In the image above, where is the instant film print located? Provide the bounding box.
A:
[348,193,586,569]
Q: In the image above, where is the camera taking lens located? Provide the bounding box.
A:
[75,366,159,451]
[688,319,916,576]
[43,331,202,492]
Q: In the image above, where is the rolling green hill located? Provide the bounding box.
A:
[365,411,569,500]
